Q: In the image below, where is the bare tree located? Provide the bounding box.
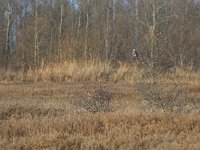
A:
[84,0,90,60]
[0,0,199,69]
[49,0,54,58]
[135,0,139,48]
[34,0,39,68]
[5,0,12,69]
[58,0,64,62]
[105,0,111,61]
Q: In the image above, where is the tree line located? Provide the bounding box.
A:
[0,0,200,70]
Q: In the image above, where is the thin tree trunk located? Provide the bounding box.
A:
[77,6,81,40]
[150,1,156,68]
[20,4,28,72]
[109,0,116,61]
[49,0,53,59]
[135,0,139,48]
[34,0,39,69]
[5,0,11,69]
[112,0,116,21]
[84,0,89,60]
[105,1,110,61]
[58,1,63,61]
[75,0,81,59]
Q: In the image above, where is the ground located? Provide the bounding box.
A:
[0,82,200,150]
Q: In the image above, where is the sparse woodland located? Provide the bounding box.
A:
[0,0,200,150]
[0,0,200,72]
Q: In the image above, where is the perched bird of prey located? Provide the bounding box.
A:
[132,49,139,60]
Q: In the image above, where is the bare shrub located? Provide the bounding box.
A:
[137,81,183,112]
[73,85,112,113]
[137,61,183,112]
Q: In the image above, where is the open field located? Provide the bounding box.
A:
[1,0,200,149]
[0,80,200,150]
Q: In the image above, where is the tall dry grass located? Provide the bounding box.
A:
[162,67,200,85]
[0,60,200,85]
[0,61,143,83]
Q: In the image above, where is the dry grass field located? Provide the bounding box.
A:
[0,75,200,150]
[0,62,200,150]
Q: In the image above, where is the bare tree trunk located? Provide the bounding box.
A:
[34,0,39,69]
[105,1,110,61]
[135,0,139,48]
[58,0,63,62]
[180,0,189,68]
[5,0,11,69]
[84,0,90,60]
[112,0,116,21]
[170,0,173,14]
[49,0,53,59]
[109,0,116,61]
[150,1,156,68]
[77,4,81,40]
[75,0,81,59]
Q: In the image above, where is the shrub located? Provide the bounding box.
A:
[73,85,112,113]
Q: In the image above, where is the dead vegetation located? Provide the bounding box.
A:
[0,62,200,149]
[0,61,143,83]
[1,61,199,87]
[0,78,200,149]
[73,85,113,113]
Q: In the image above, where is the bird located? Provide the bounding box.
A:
[132,49,139,60]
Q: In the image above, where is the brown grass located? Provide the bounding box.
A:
[1,61,200,86]
[0,61,143,83]
[0,80,200,150]
[0,61,200,149]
